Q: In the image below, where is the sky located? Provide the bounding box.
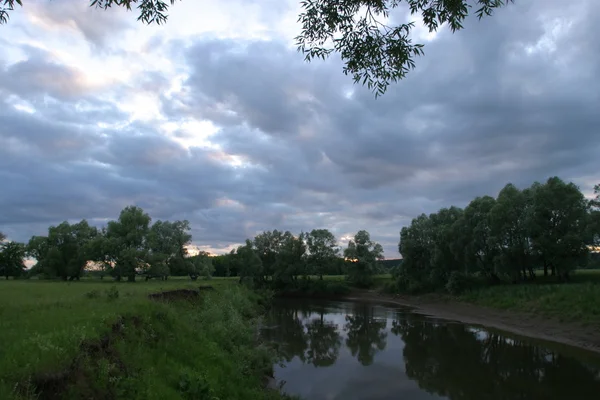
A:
[1,0,599,258]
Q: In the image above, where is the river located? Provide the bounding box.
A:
[260,298,600,400]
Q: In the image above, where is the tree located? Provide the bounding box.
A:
[344,230,383,287]
[306,229,340,280]
[455,196,499,281]
[0,231,6,242]
[26,220,98,280]
[146,219,192,279]
[273,231,308,284]
[0,241,26,279]
[236,239,263,285]
[489,183,535,283]
[528,177,589,281]
[105,205,151,281]
[188,251,214,280]
[0,0,513,96]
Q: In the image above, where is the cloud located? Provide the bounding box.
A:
[1,0,599,257]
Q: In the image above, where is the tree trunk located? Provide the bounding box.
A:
[551,264,555,276]
[5,275,8,280]
[319,274,323,280]
[543,262,548,277]
[127,275,135,282]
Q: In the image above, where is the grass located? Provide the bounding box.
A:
[0,278,290,399]
[459,269,600,327]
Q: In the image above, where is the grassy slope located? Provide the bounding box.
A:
[459,270,600,327]
[0,278,287,400]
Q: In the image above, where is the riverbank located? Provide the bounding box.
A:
[341,289,600,355]
[0,280,291,400]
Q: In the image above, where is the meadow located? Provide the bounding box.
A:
[0,278,290,400]
[458,269,600,327]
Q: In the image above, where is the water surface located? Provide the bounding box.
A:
[261,299,600,400]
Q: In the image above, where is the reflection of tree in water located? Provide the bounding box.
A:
[344,303,388,366]
[391,315,600,399]
[262,305,309,363]
[305,310,342,367]
[262,303,343,367]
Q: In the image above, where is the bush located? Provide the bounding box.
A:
[105,286,119,301]
[445,271,471,295]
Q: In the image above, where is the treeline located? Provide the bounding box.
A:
[394,177,600,294]
[0,208,387,287]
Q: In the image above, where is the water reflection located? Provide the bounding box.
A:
[344,303,388,366]
[262,299,600,400]
[393,314,600,399]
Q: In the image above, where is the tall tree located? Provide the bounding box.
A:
[26,220,98,280]
[455,196,499,281]
[0,241,26,279]
[273,231,308,284]
[0,0,513,96]
[306,229,340,280]
[105,205,151,281]
[344,230,384,287]
[489,183,535,283]
[236,239,263,285]
[146,219,192,279]
[528,177,589,281]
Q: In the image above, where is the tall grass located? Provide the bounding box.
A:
[460,281,600,327]
[0,279,290,399]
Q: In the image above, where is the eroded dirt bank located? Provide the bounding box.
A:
[342,290,600,355]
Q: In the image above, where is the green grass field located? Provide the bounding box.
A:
[0,278,288,400]
[459,269,600,327]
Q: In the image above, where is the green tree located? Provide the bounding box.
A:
[0,0,513,96]
[0,241,26,279]
[236,239,263,285]
[273,231,307,285]
[398,214,434,291]
[146,219,192,279]
[0,231,5,242]
[344,230,383,287]
[455,196,499,281]
[306,229,340,280]
[489,183,535,283]
[105,205,151,282]
[26,220,98,280]
[528,177,589,281]
[428,207,464,286]
[188,251,214,280]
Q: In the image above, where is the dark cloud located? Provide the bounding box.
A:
[2,0,600,256]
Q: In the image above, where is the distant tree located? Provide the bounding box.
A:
[105,205,151,282]
[188,251,214,280]
[306,229,340,280]
[0,231,6,242]
[273,231,308,284]
[236,240,263,285]
[146,219,192,279]
[0,0,513,96]
[26,220,98,280]
[0,241,26,279]
[344,230,384,287]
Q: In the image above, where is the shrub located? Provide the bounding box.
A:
[105,286,119,301]
[446,271,471,295]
